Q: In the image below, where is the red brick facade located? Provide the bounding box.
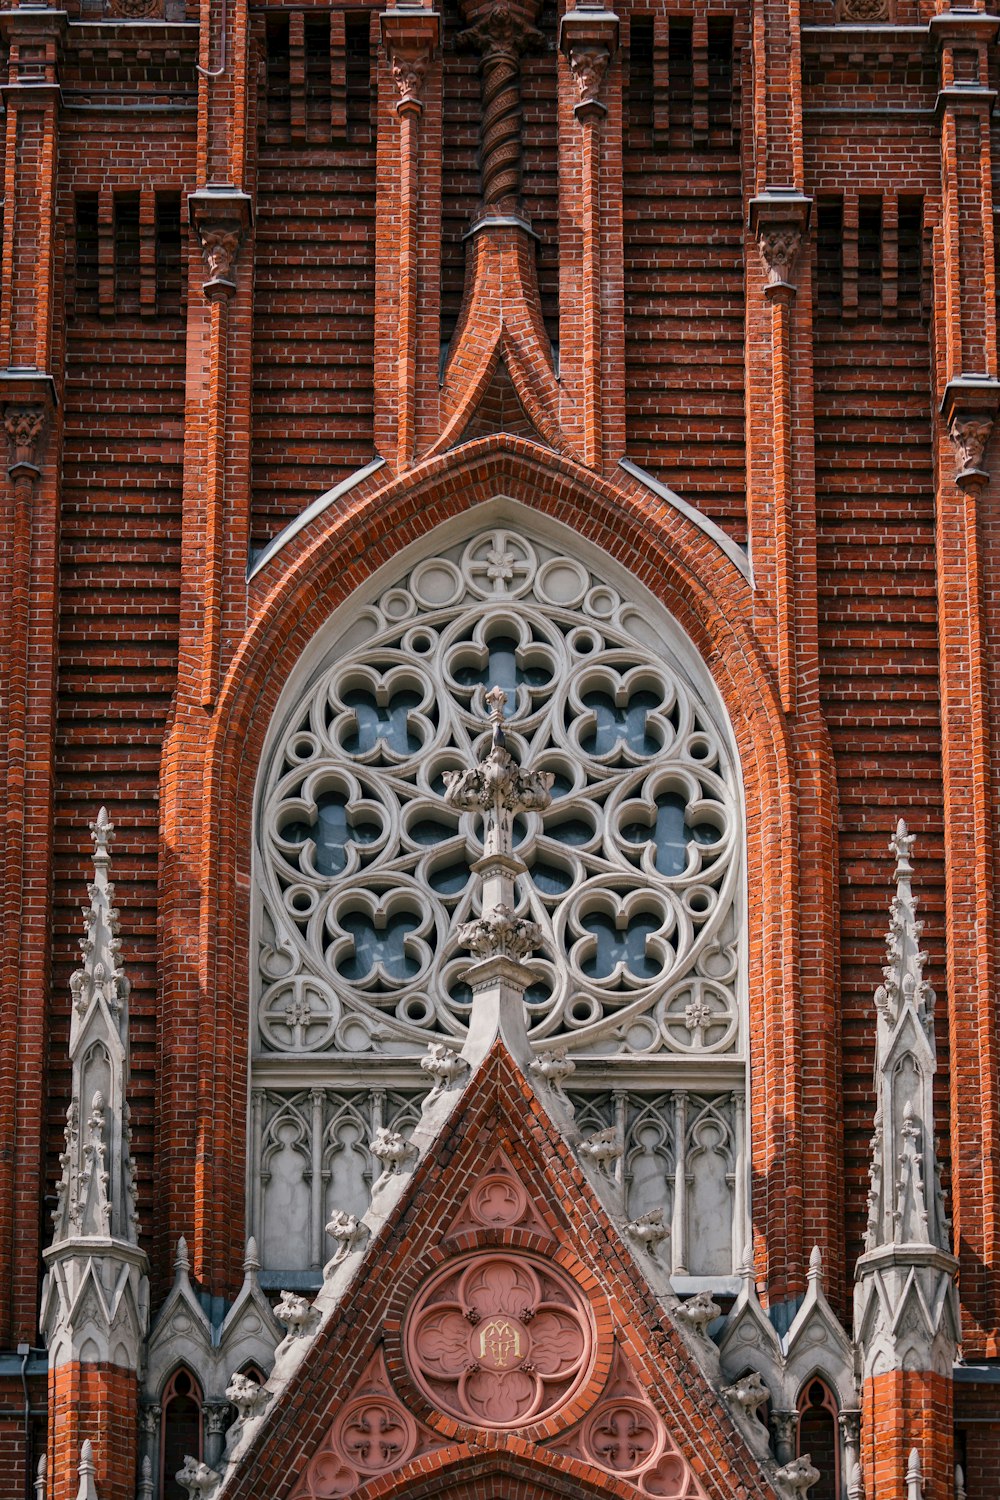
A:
[1,0,999,1495]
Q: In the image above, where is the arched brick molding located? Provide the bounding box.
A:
[156,436,837,1312]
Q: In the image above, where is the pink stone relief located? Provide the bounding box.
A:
[290,1354,442,1499]
[405,1250,594,1426]
[547,1344,705,1499]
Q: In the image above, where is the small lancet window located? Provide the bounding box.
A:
[797,1379,839,1500]
[161,1368,203,1500]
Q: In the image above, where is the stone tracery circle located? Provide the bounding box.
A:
[254,528,742,1060]
[404,1250,595,1428]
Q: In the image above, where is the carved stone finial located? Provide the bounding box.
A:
[243,1235,260,1275]
[419,1040,468,1098]
[324,1208,366,1267]
[854,820,960,1385]
[677,1290,721,1339]
[175,1456,221,1500]
[76,1442,98,1500]
[34,1453,47,1500]
[625,1207,671,1259]
[807,1243,823,1282]
[225,1371,272,1424]
[136,1455,153,1500]
[777,1454,820,1496]
[274,1290,321,1340]
[529,1047,576,1097]
[578,1125,622,1175]
[905,1449,923,1500]
[175,1235,191,1278]
[722,1369,770,1416]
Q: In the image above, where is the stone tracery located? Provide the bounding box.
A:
[254,528,742,1065]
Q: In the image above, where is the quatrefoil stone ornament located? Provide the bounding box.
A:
[405,1250,594,1426]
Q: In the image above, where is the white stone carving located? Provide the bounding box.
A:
[248,1087,423,1275]
[571,1089,743,1276]
[41,809,149,1373]
[905,1450,923,1500]
[419,1041,468,1098]
[578,1125,622,1175]
[777,1454,820,1496]
[143,1235,282,1433]
[274,1291,321,1339]
[324,1209,365,1268]
[136,1455,153,1500]
[529,1047,576,1097]
[678,1291,721,1338]
[625,1208,671,1258]
[76,1441,99,1500]
[176,1456,221,1500]
[225,1372,272,1424]
[34,1454,47,1500]
[854,822,960,1384]
[253,527,742,1062]
[370,1126,414,1183]
[722,1369,770,1415]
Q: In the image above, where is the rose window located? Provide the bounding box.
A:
[404,1251,594,1426]
[254,527,742,1063]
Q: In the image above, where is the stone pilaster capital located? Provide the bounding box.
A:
[559,6,619,121]
[0,370,57,482]
[940,375,1000,493]
[188,188,254,302]
[380,7,440,114]
[749,191,812,301]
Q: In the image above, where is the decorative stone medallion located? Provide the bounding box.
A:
[405,1250,594,1426]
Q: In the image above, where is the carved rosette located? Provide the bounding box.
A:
[405,1250,594,1426]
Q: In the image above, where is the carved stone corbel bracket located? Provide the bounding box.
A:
[749,191,812,302]
[559,5,619,122]
[0,371,57,483]
[380,6,441,115]
[940,376,1000,495]
[188,188,254,302]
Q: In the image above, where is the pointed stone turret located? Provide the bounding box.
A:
[854,821,960,1500]
[443,685,553,1065]
[40,812,148,1500]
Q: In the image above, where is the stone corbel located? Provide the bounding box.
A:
[559,4,619,122]
[380,6,440,116]
[749,191,812,302]
[940,375,1000,494]
[0,371,57,483]
[188,188,254,302]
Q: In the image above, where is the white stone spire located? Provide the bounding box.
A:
[854,820,959,1382]
[443,686,553,1063]
[41,809,149,1372]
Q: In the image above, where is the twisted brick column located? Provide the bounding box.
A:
[460,0,541,217]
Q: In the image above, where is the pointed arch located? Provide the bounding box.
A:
[158,435,828,1306]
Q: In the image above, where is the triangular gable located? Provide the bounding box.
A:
[219,1043,781,1500]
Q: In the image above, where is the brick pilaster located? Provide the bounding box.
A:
[0,2,65,1347]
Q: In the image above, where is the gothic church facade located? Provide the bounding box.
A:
[0,0,998,1496]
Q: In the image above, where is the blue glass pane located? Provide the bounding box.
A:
[581,911,662,981]
[337,911,422,983]
[409,819,453,847]
[429,863,469,895]
[579,689,661,756]
[547,818,594,847]
[524,983,552,1008]
[342,688,424,755]
[622,792,716,876]
[449,981,473,1009]
[453,635,551,702]
[283,792,379,878]
[531,862,573,896]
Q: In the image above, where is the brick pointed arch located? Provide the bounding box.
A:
[157,434,833,1313]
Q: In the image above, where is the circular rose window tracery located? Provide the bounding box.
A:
[405,1251,595,1427]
